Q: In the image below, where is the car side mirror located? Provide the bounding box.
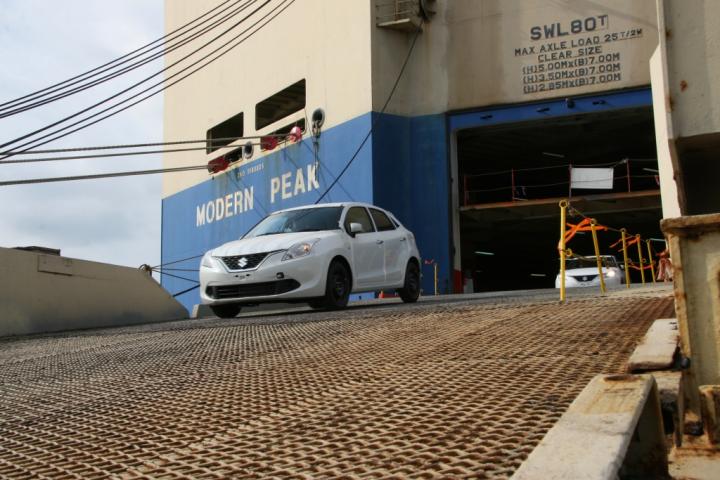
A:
[349,222,364,237]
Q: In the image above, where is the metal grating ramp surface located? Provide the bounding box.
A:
[0,294,674,479]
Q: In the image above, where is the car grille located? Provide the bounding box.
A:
[571,274,598,282]
[206,279,301,299]
[221,252,270,270]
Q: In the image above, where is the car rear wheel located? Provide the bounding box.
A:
[318,260,351,310]
[210,303,241,318]
[398,261,420,303]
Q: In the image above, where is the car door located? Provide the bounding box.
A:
[369,208,407,285]
[343,206,385,288]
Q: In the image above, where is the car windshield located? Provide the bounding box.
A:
[566,256,618,269]
[244,207,343,238]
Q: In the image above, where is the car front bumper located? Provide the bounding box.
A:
[200,251,328,305]
[555,275,623,288]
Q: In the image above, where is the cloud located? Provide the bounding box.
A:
[0,0,164,269]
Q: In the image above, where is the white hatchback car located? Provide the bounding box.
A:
[555,255,624,288]
[200,203,422,318]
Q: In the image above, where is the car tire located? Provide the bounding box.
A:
[210,303,241,318]
[319,260,351,310]
[398,261,420,303]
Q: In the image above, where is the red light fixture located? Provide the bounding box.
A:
[260,136,278,151]
[207,156,230,174]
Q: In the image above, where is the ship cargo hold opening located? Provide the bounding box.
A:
[456,101,663,292]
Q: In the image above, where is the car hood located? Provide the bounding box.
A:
[210,230,339,256]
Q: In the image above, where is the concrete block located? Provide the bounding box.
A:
[512,374,668,479]
[652,370,684,446]
[627,318,679,372]
[0,247,188,337]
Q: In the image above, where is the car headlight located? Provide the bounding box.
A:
[201,251,219,269]
[282,239,319,261]
[605,270,617,277]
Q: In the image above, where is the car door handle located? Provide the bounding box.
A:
[376,240,384,245]
[400,237,407,241]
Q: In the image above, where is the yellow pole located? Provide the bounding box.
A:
[636,234,646,285]
[646,240,656,284]
[590,219,606,294]
[621,229,630,288]
[559,200,568,302]
[433,263,438,295]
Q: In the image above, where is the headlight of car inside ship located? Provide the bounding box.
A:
[605,270,617,277]
[282,239,319,261]
[201,251,219,269]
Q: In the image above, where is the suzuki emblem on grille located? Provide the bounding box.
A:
[238,257,248,268]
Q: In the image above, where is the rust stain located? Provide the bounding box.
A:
[680,80,688,92]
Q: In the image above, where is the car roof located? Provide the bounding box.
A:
[273,202,384,214]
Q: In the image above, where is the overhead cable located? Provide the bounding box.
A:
[150,269,200,284]
[0,0,256,117]
[0,143,263,164]
[171,285,200,297]
[0,0,244,113]
[314,19,423,204]
[0,0,294,160]
[0,0,277,156]
[0,134,285,157]
[0,165,208,187]
[152,253,205,270]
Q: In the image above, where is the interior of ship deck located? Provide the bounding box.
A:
[457,107,663,291]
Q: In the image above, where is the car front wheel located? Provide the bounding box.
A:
[318,260,351,310]
[210,303,242,318]
[398,261,420,303]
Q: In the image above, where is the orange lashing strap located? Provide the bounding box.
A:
[610,235,639,250]
[558,218,608,250]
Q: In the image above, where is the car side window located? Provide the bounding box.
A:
[370,208,396,232]
[344,207,374,234]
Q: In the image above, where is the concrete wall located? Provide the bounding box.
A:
[0,248,188,337]
[650,16,682,219]
[661,0,720,140]
[654,0,720,215]
[371,0,659,115]
[165,1,661,198]
[163,0,373,198]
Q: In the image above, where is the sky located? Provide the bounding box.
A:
[0,0,165,269]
